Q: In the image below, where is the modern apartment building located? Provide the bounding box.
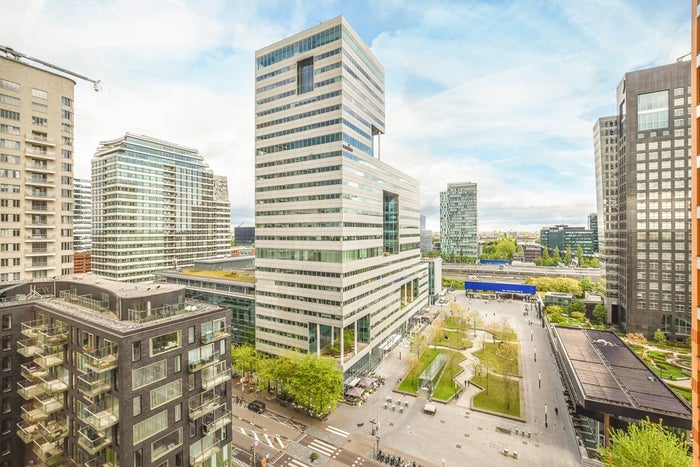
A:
[254,16,428,376]
[599,61,691,337]
[73,178,92,252]
[690,4,700,463]
[439,182,478,260]
[0,275,233,466]
[91,133,231,282]
[539,224,595,256]
[0,55,76,283]
[593,116,620,317]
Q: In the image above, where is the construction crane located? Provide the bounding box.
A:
[1,44,101,91]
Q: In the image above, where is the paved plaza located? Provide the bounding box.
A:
[326,292,584,467]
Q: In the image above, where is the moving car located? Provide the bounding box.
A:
[247,400,266,413]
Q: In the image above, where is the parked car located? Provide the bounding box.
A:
[247,400,266,413]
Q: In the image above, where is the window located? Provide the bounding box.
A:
[150,330,181,356]
[32,116,47,126]
[31,102,47,113]
[132,341,141,362]
[0,94,19,106]
[133,395,141,416]
[0,110,19,121]
[132,360,167,390]
[31,88,47,99]
[297,57,314,94]
[175,403,182,422]
[0,79,19,92]
[61,96,72,107]
[174,354,181,373]
[150,380,182,409]
[638,90,668,131]
[151,428,183,461]
[1,316,10,331]
[188,326,195,344]
[1,336,10,351]
[62,109,72,120]
[133,410,167,444]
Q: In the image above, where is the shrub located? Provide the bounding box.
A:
[570,311,585,321]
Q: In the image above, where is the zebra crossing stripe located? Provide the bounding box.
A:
[309,439,336,456]
[276,435,285,449]
[239,427,246,435]
[263,433,273,446]
[253,431,260,443]
[325,425,349,437]
[287,459,310,467]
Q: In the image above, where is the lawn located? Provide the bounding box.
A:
[667,383,692,403]
[443,316,470,331]
[398,348,464,399]
[471,373,520,417]
[431,329,473,350]
[472,342,520,376]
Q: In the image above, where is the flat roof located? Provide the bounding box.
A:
[554,327,690,428]
[69,273,184,298]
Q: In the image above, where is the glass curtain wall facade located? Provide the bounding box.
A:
[0,57,76,283]
[73,178,92,252]
[254,16,427,375]
[91,133,231,282]
[608,61,691,338]
[593,116,620,320]
[439,182,478,260]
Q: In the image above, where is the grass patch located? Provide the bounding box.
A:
[473,342,520,376]
[667,383,692,403]
[444,316,470,331]
[431,329,473,350]
[653,362,690,380]
[181,269,256,282]
[398,348,464,399]
[472,373,520,417]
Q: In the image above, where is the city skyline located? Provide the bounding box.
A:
[1,0,690,231]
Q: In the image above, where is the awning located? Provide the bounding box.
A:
[345,387,364,398]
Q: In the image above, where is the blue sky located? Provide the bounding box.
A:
[1,0,690,231]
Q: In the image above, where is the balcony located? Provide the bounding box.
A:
[26,233,55,241]
[25,247,56,256]
[76,371,112,397]
[84,459,116,467]
[201,328,230,344]
[82,401,119,431]
[18,379,43,400]
[25,191,56,201]
[32,436,64,463]
[22,402,47,424]
[188,389,220,421]
[25,219,54,228]
[188,350,221,373]
[190,436,222,466]
[18,338,41,357]
[201,362,232,390]
[41,326,68,346]
[25,262,55,272]
[39,372,69,394]
[38,416,68,442]
[82,346,118,373]
[22,319,49,338]
[78,426,112,455]
[25,149,56,160]
[26,176,55,187]
[202,405,231,435]
[21,362,48,381]
[17,420,40,444]
[26,162,56,173]
[33,391,64,416]
[34,346,64,368]
[25,133,56,146]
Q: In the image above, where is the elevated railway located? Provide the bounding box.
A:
[442,263,603,283]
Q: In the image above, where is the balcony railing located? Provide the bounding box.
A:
[22,402,47,424]
[188,389,221,421]
[78,426,112,455]
[22,319,49,338]
[32,436,64,462]
[17,420,40,444]
[18,379,43,400]
[26,149,56,159]
[188,351,220,373]
[84,459,116,467]
[201,328,230,344]
[82,401,119,431]
[82,346,118,373]
[76,371,112,397]
[39,373,69,394]
[201,362,232,390]
[189,436,222,466]
[202,405,231,435]
[34,346,64,369]
[40,325,68,346]
[33,392,63,416]
[18,338,41,357]
[21,362,48,382]
[38,416,68,442]
[26,162,55,173]
[25,133,56,145]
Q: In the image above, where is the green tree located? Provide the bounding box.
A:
[287,353,343,415]
[565,247,572,266]
[577,246,584,263]
[568,300,586,314]
[597,418,691,467]
[552,247,561,264]
[653,328,667,346]
[579,278,595,294]
[449,251,456,263]
[592,304,607,324]
[230,344,257,376]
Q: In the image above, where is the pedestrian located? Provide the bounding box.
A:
[555,407,559,416]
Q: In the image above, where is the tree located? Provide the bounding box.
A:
[577,246,584,262]
[552,247,561,264]
[565,247,572,266]
[653,328,667,346]
[568,300,586,314]
[592,304,607,324]
[230,344,257,377]
[597,418,691,467]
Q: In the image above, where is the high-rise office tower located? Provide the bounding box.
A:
[73,178,92,252]
[600,61,691,337]
[594,116,620,317]
[91,133,231,282]
[439,182,478,260]
[587,213,598,254]
[254,16,427,375]
[690,5,700,463]
[0,56,76,283]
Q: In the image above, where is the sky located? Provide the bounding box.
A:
[0,0,691,231]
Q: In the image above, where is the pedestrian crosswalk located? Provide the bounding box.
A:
[285,458,310,467]
[325,425,349,437]
[308,437,337,457]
